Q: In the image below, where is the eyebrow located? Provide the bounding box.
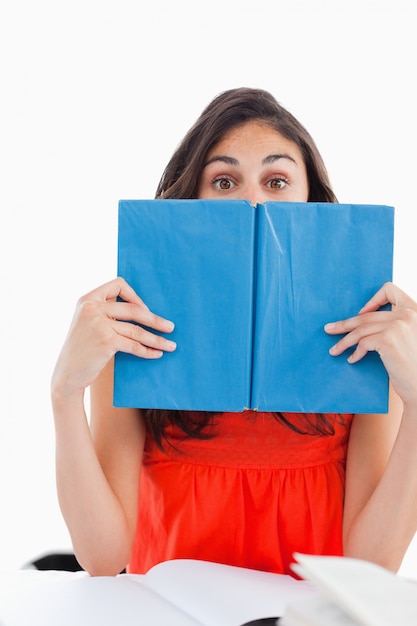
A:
[263,153,297,166]
[203,153,298,168]
[203,155,239,167]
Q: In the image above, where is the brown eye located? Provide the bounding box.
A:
[269,178,286,189]
[214,178,234,190]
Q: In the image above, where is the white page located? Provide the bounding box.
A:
[0,560,315,626]
[0,571,202,626]
[291,553,417,626]
[281,592,360,626]
[141,559,316,626]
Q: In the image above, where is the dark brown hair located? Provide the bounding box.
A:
[144,87,342,448]
[155,87,337,203]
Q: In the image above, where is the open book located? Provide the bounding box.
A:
[0,558,315,626]
[281,553,417,626]
[114,199,394,413]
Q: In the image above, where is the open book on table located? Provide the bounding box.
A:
[0,558,315,626]
[281,552,417,626]
[114,199,394,414]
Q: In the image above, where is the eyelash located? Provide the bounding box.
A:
[211,176,236,190]
[211,175,290,190]
[266,176,290,189]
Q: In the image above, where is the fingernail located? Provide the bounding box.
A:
[324,323,336,331]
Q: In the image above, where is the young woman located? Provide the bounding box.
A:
[51,87,417,577]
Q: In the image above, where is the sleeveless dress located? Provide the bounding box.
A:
[127,411,353,575]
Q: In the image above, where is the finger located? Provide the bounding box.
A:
[114,320,177,356]
[359,282,414,314]
[328,321,386,357]
[324,311,393,336]
[105,301,175,334]
[357,282,393,314]
[346,337,377,364]
[81,277,148,308]
[115,334,170,360]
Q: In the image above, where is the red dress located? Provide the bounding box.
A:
[128,411,353,574]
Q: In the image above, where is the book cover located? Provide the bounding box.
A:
[114,199,394,413]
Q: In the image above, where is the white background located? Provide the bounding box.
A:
[1,0,416,576]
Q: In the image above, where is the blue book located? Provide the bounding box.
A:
[114,199,394,413]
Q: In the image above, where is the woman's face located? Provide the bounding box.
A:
[198,120,309,205]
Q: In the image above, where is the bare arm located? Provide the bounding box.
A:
[343,390,417,571]
[51,278,176,575]
[325,283,417,570]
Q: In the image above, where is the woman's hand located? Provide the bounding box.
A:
[51,277,177,397]
[324,282,417,407]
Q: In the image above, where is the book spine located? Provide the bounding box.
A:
[248,203,259,410]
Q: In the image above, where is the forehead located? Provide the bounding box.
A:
[207,120,304,161]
